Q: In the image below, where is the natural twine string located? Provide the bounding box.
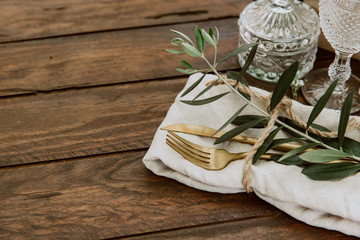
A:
[242,102,279,192]
[207,76,360,192]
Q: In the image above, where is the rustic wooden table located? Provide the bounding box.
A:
[0,1,359,239]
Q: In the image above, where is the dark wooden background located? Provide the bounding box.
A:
[0,0,359,239]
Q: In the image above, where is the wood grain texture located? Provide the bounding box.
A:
[0,49,358,167]
[0,78,187,167]
[0,18,239,97]
[0,151,281,240]
[124,214,357,240]
[0,0,250,43]
[1,1,359,239]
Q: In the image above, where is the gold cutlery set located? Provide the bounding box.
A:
[161,124,302,170]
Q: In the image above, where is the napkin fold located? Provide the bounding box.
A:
[143,73,360,237]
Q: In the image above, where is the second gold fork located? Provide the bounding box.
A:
[166,131,278,170]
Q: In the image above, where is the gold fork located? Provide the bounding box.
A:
[166,131,278,170]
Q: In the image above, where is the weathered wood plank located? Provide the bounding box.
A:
[0,18,239,97]
[123,214,357,240]
[0,151,280,240]
[0,0,250,43]
[0,49,358,167]
[0,78,187,167]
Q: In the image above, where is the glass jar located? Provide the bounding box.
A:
[238,0,320,83]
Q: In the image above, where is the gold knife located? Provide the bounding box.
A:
[161,123,302,152]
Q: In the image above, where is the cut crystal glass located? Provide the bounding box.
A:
[238,0,320,83]
[302,0,360,113]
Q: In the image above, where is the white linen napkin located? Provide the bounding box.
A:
[143,73,360,237]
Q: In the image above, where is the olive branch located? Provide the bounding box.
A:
[166,26,360,181]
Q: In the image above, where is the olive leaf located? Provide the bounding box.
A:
[338,90,354,148]
[342,137,360,157]
[232,115,268,128]
[165,49,184,54]
[176,68,196,74]
[226,71,249,87]
[205,27,220,44]
[299,149,352,163]
[209,28,214,37]
[270,155,307,166]
[302,162,360,180]
[270,61,299,111]
[306,80,338,131]
[278,143,320,162]
[171,38,184,46]
[193,78,219,101]
[214,118,264,144]
[279,117,332,133]
[201,29,216,47]
[279,117,331,141]
[321,137,360,158]
[208,28,215,42]
[311,123,332,133]
[215,27,220,43]
[252,127,283,164]
[181,73,207,97]
[266,137,303,152]
[226,71,251,100]
[181,42,202,58]
[180,60,195,70]
[195,26,206,53]
[212,104,248,137]
[237,42,258,87]
[171,29,194,45]
[181,92,229,106]
[218,42,258,63]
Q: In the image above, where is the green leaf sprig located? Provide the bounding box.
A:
[167,26,360,181]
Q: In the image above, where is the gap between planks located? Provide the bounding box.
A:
[105,214,279,240]
[0,16,236,46]
[0,147,148,171]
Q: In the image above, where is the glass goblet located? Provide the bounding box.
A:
[302,0,360,113]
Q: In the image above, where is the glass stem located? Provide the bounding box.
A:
[328,50,353,95]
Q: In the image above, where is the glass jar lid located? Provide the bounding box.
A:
[240,0,320,43]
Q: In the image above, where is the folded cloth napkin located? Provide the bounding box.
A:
[143,73,360,237]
